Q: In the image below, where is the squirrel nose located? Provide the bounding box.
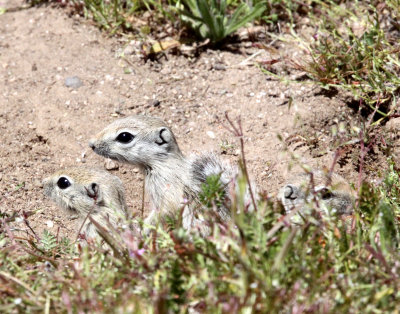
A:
[88,140,96,150]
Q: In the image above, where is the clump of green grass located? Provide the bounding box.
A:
[177,0,266,43]
[28,0,154,34]
[294,1,400,118]
[77,0,268,43]
[80,0,144,34]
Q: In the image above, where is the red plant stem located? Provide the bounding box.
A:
[224,112,258,212]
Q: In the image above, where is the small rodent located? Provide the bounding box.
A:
[88,115,252,235]
[43,167,128,241]
[278,170,354,216]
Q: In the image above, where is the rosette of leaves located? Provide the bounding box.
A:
[178,0,266,43]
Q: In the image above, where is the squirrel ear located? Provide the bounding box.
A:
[86,182,102,201]
[283,184,299,200]
[155,127,172,146]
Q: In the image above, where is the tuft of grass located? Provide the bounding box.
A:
[177,0,266,43]
[80,0,143,34]
[293,1,400,118]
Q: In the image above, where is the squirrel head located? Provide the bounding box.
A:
[278,170,354,216]
[42,167,126,217]
[89,115,183,170]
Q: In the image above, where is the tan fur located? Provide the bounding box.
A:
[43,167,128,241]
[89,115,245,235]
[278,170,354,216]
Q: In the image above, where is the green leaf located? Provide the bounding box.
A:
[226,2,266,36]
[41,230,57,252]
[196,0,219,41]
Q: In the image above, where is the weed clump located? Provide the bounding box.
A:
[295,1,400,117]
[177,0,266,43]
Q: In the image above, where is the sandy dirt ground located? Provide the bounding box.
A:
[1,0,391,239]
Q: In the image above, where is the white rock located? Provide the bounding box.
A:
[207,131,216,139]
[105,159,119,170]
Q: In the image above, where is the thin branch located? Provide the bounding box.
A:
[23,211,40,242]
[223,112,258,212]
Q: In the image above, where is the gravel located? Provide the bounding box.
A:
[64,76,83,89]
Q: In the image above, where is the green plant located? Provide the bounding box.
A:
[199,174,226,209]
[293,1,400,118]
[178,0,266,43]
[40,230,58,252]
[80,0,143,33]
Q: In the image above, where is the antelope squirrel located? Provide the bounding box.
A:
[43,167,128,241]
[88,115,245,234]
[278,170,354,218]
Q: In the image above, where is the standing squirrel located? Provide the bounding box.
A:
[88,115,249,234]
[43,167,128,242]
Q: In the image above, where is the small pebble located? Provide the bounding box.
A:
[213,63,226,71]
[64,76,83,89]
[105,159,119,170]
[123,46,135,55]
[46,220,54,228]
[14,298,22,305]
[150,99,160,107]
[207,131,216,139]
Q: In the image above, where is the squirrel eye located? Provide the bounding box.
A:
[116,132,134,144]
[57,177,71,189]
[320,188,333,200]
